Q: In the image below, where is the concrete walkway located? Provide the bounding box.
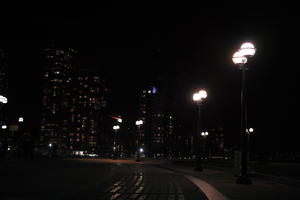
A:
[140,159,300,200]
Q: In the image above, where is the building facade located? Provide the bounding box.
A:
[40,45,108,155]
[67,69,108,154]
[40,46,77,152]
[138,86,174,158]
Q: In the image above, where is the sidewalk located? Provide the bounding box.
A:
[140,159,300,200]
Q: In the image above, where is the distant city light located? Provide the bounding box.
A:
[49,143,52,147]
[150,86,157,94]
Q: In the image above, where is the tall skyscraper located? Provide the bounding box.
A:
[67,69,108,154]
[0,49,8,126]
[40,46,77,151]
[138,85,174,158]
[0,49,8,96]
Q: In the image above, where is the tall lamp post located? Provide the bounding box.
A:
[193,89,207,171]
[135,120,143,162]
[112,125,120,159]
[201,131,209,159]
[232,42,256,184]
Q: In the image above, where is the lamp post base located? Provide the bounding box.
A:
[236,176,252,185]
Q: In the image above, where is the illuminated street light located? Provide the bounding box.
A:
[232,51,247,67]
[240,42,256,58]
[193,89,208,171]
[233,42,256,185]
[0,95,8,104]
[18,117,24,123]
[249,128,254,133]
[112,125,120,159]
[198,90,208,99]
[1,124,7,129]
[113,125,120,130]
[135,120,143,162]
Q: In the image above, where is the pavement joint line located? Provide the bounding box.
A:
[185,175,229,200]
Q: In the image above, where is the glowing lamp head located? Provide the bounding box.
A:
[18,117,24,122]
[198,90,207,99]
[232,51,247,65]
[193,93,201,102]
[136,120,143,126]
[240,42,256,58]
[0,95,8,104]
[201,131,209,136]
[249,128,254,133]
[113,125,120,130]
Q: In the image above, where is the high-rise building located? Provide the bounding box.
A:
[0,49,8,126]
[40,46,77,151]
[67,69,108,154]
[138,86,174,158]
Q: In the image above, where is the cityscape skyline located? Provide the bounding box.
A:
[0,7,294,155]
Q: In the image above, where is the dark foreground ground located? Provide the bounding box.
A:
[1,157,300,200]
[0,158,207,200]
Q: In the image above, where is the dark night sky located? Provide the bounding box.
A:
[0,4,297,153]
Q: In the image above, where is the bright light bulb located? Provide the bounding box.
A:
[232,51,247,65]
[199,90,207,99]
[240,42,256,57]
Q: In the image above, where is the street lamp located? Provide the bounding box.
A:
[112,125,120,159]
[201,131,209,159]
[0,95,8,104]
[135,120,143,162]
[18,117,24,123]
[232,42,256,185]
[1,124,7,129]
[193,89,207,171]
